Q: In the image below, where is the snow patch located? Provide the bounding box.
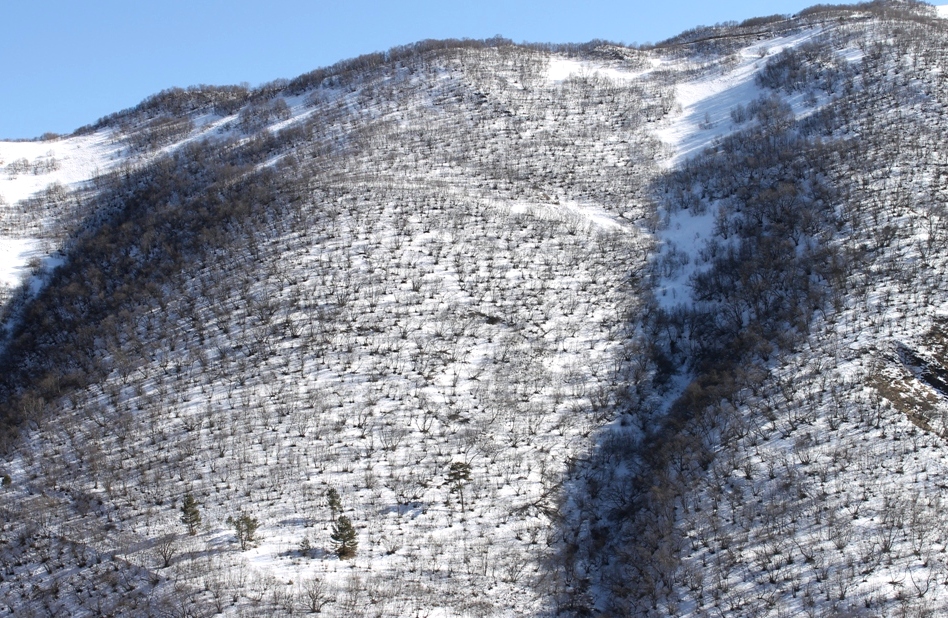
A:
[656,28,822,169]
[547,57,651,83]
[0,131,122,300]
[653,28,823,170]
[937,5,948,19]
[509,198,628,232]
[0,131,122,205]
[0,238,41,288]
[654,208,716,309]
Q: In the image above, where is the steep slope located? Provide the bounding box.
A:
[668,17,948,612]
[2,2,948,617]
[562,2,948,616]
[0,40,665,617]
[0,132,118,313]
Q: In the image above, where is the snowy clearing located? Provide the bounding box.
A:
[0,238,41,288]
[654,28,823,170]
[0,131,122,205]
[547,57,652,83]
[0,132,122,302]
[652,27,826,310]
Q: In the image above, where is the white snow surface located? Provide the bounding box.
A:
[0,238,41,288]
[652,27,826,310]
[0,132,122,298]
[547,57,653,83]
[938,5,948,19]
[654,28,823,170]
[0,132,121,205]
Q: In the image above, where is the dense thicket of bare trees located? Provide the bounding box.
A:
[2,2,948,615]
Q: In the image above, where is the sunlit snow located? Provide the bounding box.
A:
[652,28,825,309]
[0,132,123,300]
[654,28,823,170]
[547,57,652,83]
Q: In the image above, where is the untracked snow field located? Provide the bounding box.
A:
[546,57,654,84]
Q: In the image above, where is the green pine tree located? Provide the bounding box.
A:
[227,513,260,550]
[180,494,201,535]
[330,515,358,559]
[447,461,472,513]
[326,487,342,521]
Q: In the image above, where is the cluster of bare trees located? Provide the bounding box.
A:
[560,8,948,615]
[4,4,948,615]
[4,152,60,177]
[0,35,673,616]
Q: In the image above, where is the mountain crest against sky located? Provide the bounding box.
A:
[1,2,948,615]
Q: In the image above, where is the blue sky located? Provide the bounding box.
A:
[2,0,855,139]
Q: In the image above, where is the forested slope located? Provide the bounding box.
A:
[0,1,946,616]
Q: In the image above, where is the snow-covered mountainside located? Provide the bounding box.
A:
[2,1,948,616]
[0,133,116,306]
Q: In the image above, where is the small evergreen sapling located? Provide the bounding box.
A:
[299,535,313,557]
[180,494,201,535]
[331,515,358,559]
[227,513,260,550]
[447,461,472,513]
